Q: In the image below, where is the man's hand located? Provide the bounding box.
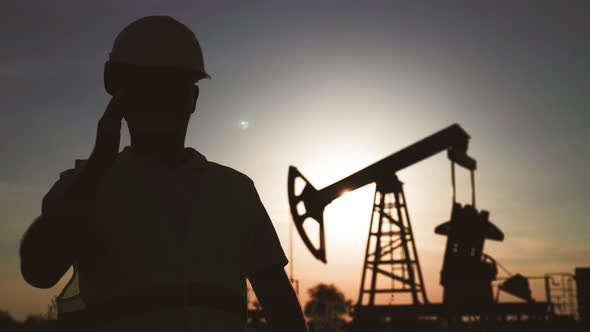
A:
[88,92,125,168]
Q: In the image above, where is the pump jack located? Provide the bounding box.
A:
[288,124,478,306]
[288,124,558,327]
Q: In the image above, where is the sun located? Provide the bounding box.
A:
[323,184,377,258]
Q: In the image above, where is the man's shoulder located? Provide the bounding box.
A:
[203,160,254,187]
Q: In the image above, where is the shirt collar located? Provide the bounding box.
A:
[119,146,208,172]
[178,147,208,172]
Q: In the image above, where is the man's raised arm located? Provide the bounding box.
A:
[20,93,124,289]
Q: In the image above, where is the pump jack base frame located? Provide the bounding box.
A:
[351,302,553,329]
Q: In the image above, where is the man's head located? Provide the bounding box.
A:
[104,16,209,136]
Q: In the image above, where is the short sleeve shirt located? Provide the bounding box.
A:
[45,146,288,331]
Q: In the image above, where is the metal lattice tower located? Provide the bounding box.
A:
[357,175,428,306]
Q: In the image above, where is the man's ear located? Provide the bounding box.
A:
[191,85,199,114]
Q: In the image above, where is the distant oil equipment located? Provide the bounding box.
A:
[435,204,503,307]
[289,124,475,305]
[287,124,587,329]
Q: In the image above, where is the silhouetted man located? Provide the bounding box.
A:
[20,16,307,332]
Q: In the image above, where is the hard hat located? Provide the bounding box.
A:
[104,16,210,95]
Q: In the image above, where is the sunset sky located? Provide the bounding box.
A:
[1,0,588,320]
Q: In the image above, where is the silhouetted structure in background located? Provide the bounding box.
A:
[435,203,503,307]
[289,124,474,309]
[576,268,590,323]
[288,124,588,331]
